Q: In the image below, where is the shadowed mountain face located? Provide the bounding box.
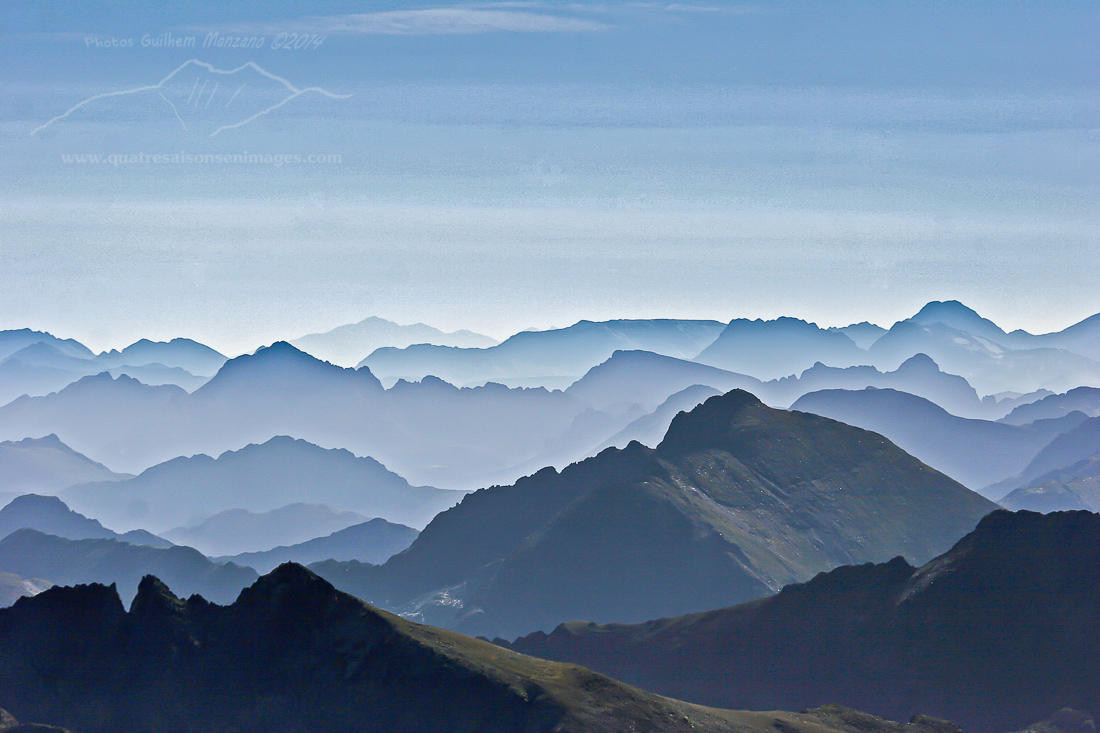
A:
[63,436,463,534]
[0,563,974,733]
[1001,451,1100,513]
[791,388,1087,492]
[217,518,419,574]
[361,319,728,388]
[505,510,1100,733]
[313,390,994,639]
[0,435,129,497]
[0,529,256,605]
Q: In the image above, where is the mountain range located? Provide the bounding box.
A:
[313,389,994,639]
[62,435,463,534]
[0,562,985,733]
[3,303,1100,492]
[694,316,866,380]
[1001,449,1100,513]
[291,316,499,368]
[790,388,1088,491]
[361,318,729,388]
[162,503,371,556]
[0,434,129,504]
[216,518,419,574]
[0,343,600,488]
[0,494,169,549]
[504,509,1100,733]
[0,529,256,604]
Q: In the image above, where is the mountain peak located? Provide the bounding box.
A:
[235,562,344,611]
[3,493,69,512]
[896,353,941,372]
[656,389,767,455]
[130,575,185,617]
[909,301,1006,338]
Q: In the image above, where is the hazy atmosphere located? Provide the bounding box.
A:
[2,3,1099,733]
[4,1,1097,354]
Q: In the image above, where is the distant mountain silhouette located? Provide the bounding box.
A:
[1001,386,1100,425]
[0,563,976,733]
[361,319,727,388]
[505,510,1100,733]
[194,341,385,397]
[0,434,129,497]
[292,316,498,367]
[0,329,92,363]
[829,322,887,349]
[0,343,605,488]
[64,436,463,534]
[791,388,1087,491]
[217,518,419,574]
[163,503,370,556]
[592,384,723,452]
[765,353,986,417]
[94,337,227,375]
[0,494,169,549]
[0,337,218,406]
[1005,312,1100,362]
[565,350,761,413]
[0,571,49,608]
[0,529,256,604]
[694,317,866,380]
[314,389,993,639]
[1001,451,1100,513]
[868,313,1100,396]
[1000,416,1100,490]
[908,300,1011,342]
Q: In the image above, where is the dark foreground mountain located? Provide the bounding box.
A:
[0,564,973,733]
[505,510,1100,733]
[218,518,419,574]
[1001,451,1100,512]
[0,529,256,604]
[791,388,1087,491]
[314,390,994,639]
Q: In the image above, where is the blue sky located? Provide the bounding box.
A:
[2,1,1097,354]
